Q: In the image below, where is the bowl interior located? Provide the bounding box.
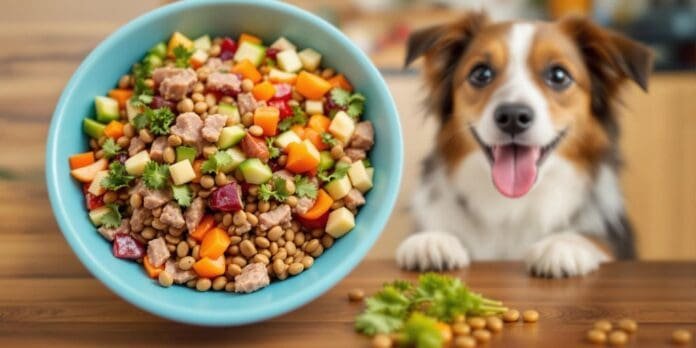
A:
[46,0,402,326]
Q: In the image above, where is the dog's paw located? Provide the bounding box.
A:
[396,231,470,271]
[525,232,609,278]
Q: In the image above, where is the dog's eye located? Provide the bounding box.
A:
[544,66,573,90]
[468,64,495,88]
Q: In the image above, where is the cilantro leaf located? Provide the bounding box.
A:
[172,185,192,207]
[102,138,122,159]
[142,161,169,190]
[132,107,175,135]
[294,175,317,199]
[258,176,290,202]
[330,88,365,119]
[131,113,149,130]
[101,204,123,229]
[354,284,412,336]
[278,105,308,131]
[131,60,154,103]
[402,313,442,348]
[330,88,351,107]
[266,137,280,159]
[317,161,351,183]
[321,132,338,148]
[101,162,134,191]
[173,45,193,68]
[201,151,232,174]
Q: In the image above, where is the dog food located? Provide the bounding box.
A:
[69,31,375,293]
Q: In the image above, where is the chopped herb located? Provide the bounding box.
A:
[131,60,154,103]
[317,161,350,183]
[101,162,134,191]
[132,106,175,135]
[321,132,338,147]
[258,176,290,202]
[201,151,232,174]
[362,158,372,168]
[101,138,122,159]
[294,175,317,199]
[330,88,366,118]
[278,104,308,131]
[101,204,123,229]
[266,137,280,159]
[142,161,169,190]
[402,313,442,348]
[172,185,192,207]
[173,45,193,68]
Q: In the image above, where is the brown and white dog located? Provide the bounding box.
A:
[397,13,653,277]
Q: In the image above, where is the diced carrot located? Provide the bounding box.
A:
[295,71,332,99]
[143,255,164,279]
[291,125,306,139]
[286,140,320,173]
[192,159,204,183]
[190,215,215,241]
[200,227,231,259]
[307,114,331,133]
[103,121,124,139]
[304,128,328,151]
[328,74,353,92]
[239,33,262,45]
[298,189,333,220]
[253,106,280,136]
[71,158,108,183]
[193,255,226,278]
[251,81,276,101]
[108,89,133,109]
[69,152,95,169]
[232,59,262,83]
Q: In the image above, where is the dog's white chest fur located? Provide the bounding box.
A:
[411,150,589,260]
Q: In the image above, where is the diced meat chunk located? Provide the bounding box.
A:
[149,136,168,162]
[350,121,374,150]
[234,263,270,293]
[293,197,315,215]
[344,189,366,210]
[205,58,226,72]
[130,207,152,232]
[147,237,171,267]
[258,204,291,231]
[152,67,184,85]
[184,197,205,233]
[206,72,241,96]
[165,259,197,284]
[128,136,146,156]
[143,189,171,209]
[201,114,228,142]
[160,202,185,229]
[97,218,130,241]
[241,133,269,161]
[158,68,197,101]
[237,93,259,116]
[272,170,295,182]
[345,148,366,162]
[170,112,203,149]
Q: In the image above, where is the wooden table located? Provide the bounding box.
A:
[0,257,694,347]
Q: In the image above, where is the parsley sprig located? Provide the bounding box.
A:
[173,45,193,68]
[172,185,192,207]
[142,161,169,190]
[258,176,290,202]
[278,105,308,131]
[101,204,123,229]
[321,132,338,147]
[317,161,350,183]
[201,151,233,174]
[293,175,317,199]
[131,60,154,105]
[101,162,134,191]
[330,88,365,118]
[101,138,122,159]
[132,106,175,135]
[266,137,280,159]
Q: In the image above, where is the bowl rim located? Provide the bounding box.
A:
[46,0,403,326]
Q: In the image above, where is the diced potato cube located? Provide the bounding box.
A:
[268,68,297,84]
[349,160,373,193]
[328,111,355,143]
[305,99,324,115]
[167,32,193,57]
[169,160,196,185]
[126,100,142,121]
[275,130,302,149]
[277,50,303,73]
[190,49,209,68]
[298,48,322,71]
[270,37,297,51]
[193,35,212,51]
[325,207,355,238]
[88,170,109,196]
[366,167,374,182]
[324,176,352,200]
[125,150,151,176]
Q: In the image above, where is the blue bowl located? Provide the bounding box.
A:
[46,0,402,326]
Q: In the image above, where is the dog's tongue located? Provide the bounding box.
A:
[491,145,541,198]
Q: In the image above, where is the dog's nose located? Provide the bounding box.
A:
[494,103,535,135]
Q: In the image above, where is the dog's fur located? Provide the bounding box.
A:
[397,13,653,278]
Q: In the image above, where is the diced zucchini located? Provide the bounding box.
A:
[144,53,163,68]
[234,41,267,67]
[305,99,324,115]
[324,176,352,200]
[348,160,373,193]
[169,159,196,185]
[149,42,167,58]
[83,118,106,139]
[125,150,151,176]
[88,205,113,226]
[298,48,322,71]
[277,50,303,73]
[218,102,240,124]
[268,68,297,84]
[88,170,109,196]
[270,37,297,51]
[275,130,302,150]
[318,151,335,171]
[224,147,247,172]
[217,125,246,149]
[175,146,197,164]
[167,32,193,57]
[95,96,120,123]
[239,158,272,184]
[328,111,356,143]
[325,207,355,238]
[193,35,212,51]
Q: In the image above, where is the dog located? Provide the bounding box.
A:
[396,12,653,278]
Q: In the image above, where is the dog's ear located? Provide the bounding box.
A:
[405,12,488,124]
[560,16,654,91]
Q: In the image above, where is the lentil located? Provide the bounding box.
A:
[454,336,477,348]
[472,329,491,343]
[158,271,173,287]
[672,329,692,345]
[587,329,607,344]
[608,330,628,346]
[348,288,365,302]
[196,278,212,291]
[372,334,392,348]
[522,310,539,323]
[178,256,195,270]
[502,309,520,322]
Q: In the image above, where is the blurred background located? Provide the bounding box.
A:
[1,0,694,261]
